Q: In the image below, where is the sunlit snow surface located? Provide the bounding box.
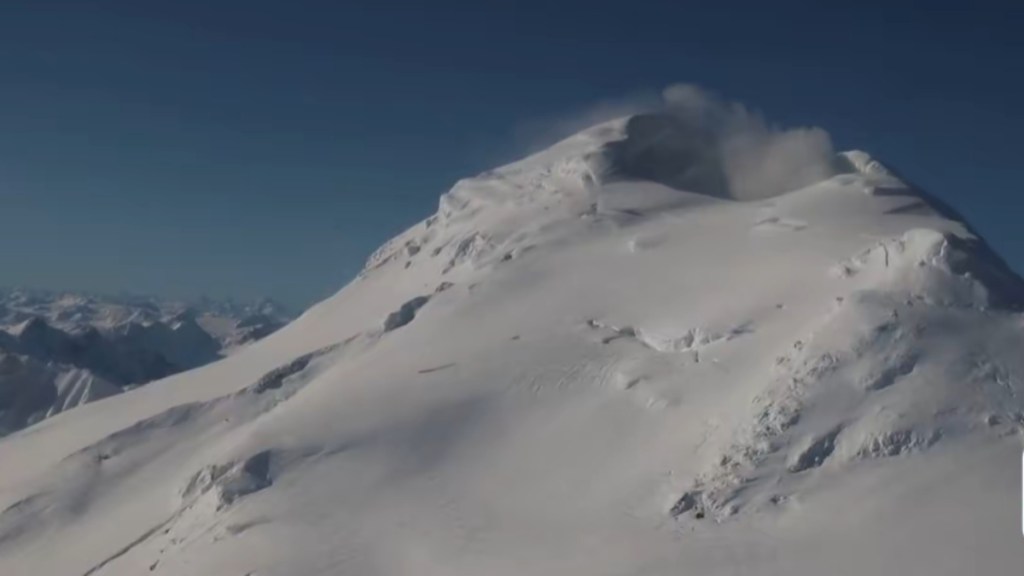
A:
[1,115,1022,575]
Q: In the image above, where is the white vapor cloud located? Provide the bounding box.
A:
[661,84,836,200]
[517,83,837,201]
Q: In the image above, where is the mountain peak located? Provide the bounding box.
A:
[2,95,1023,575]
[362,110,980,298]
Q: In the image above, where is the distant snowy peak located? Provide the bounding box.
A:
[0,289,294,436]
[189,295,291,323]
[0,288,291,341]
[0,351,120,435]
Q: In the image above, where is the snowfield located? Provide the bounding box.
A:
[1,92,1022,575]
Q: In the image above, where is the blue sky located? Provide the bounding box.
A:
[1,1,1022,310]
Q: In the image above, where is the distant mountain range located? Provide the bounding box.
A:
[0,288,291,434]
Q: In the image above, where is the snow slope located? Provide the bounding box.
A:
[0,109,1022,575]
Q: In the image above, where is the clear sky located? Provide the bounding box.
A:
[1,1,1021,310]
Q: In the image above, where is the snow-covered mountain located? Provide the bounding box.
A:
[0,290,291,434]
[0,288,290,341]
[1,88,1022,575]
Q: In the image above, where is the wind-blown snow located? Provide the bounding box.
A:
[0,98,1022,575]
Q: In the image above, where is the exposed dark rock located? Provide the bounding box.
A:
[382,296,431,332]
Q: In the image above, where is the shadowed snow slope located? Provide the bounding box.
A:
[1,116,1023,576]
